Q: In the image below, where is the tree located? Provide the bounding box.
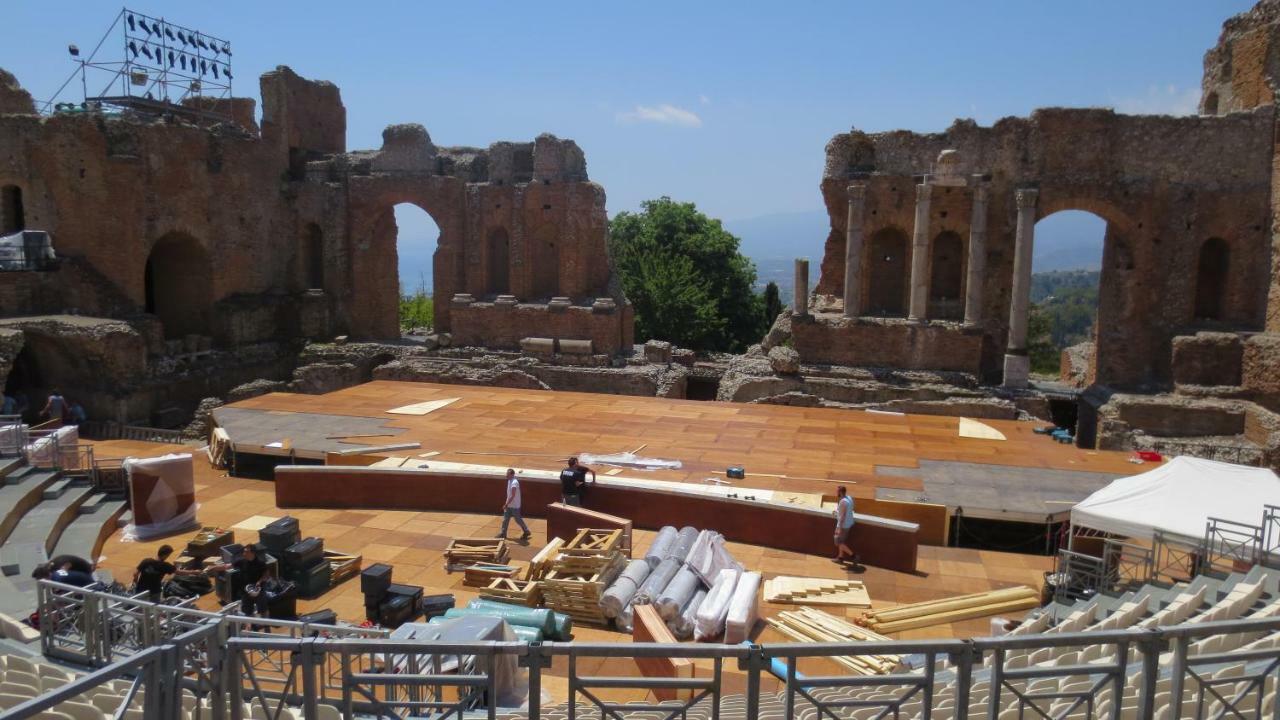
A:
[609,197,766,352]
[762,281,784,328]
[1027,305,1059,375]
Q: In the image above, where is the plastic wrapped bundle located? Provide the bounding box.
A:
[656,566,701,620]
[599,559,652,619]
[632,557,681,606]
[444,607,555,637]
[666,526,699,563]
[687,530,743,586]
[643,526,679,568]
[616,603,635,633]
[668,588,708,640]
[466,599,573,640]
[723,571,762,643]
[694,568,740,641]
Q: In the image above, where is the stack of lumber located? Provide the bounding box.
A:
[859,586,1039,633]
[542,534,626,626]
[444,538,509,571]
[767,607,900,675]
[463,563,523,588]
[480,578,543,607]
[526,538,564,581]
[325,550,363,585]
[763,576,872,607]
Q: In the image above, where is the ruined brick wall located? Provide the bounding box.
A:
[818,107,1275,389]
[1200,0,1280,115]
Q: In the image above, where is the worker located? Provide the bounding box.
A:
[41,389,66,423]
[559,456,596,506]
[208,544,271,618]
[496,468,532,542]
[834,485,858,565]
[133,544,200,602]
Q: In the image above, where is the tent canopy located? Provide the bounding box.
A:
[1070,456,1280,543]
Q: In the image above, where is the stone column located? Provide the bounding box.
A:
[907,183,932,322]
[843,183,867,318]
[963,179,989,327]
[793,258,809,317]
[1003,188,1039,388]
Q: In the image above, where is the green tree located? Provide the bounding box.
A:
[762,281,784,328]
[609,197,766,352]
[1027,305,1059,375]
[398,273,434,330]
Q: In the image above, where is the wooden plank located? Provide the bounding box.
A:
[633,605,693,700]
[333,442,421,456]
[868,595,1040,633]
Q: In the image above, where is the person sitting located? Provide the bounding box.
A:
[33,558,96,588]
[208,544,271,619]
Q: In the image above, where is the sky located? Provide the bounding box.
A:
[1,1,1253,288]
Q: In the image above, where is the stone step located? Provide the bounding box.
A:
[41,476,73,501]
[51,495,128,565]
[0,470,60,549]
[0,457,25,481]
[0,484,94,577]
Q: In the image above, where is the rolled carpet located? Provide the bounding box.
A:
[600,559,652,619]
[666,526,700,563]
[466,599,574,640]
[656,566,702,621]
[643,526,679,568]
[427,615,543,643]
[668,588,708,640]
[694,568,740,641]
[444,607,554,638]
[632,557,681,606]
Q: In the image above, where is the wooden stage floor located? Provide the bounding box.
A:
[217,380,1140,509]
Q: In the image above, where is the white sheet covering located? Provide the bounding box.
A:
[666,526,699,562]
[632,557,681,606]
[723,571,762,644]
[600,559,651,619]
[669,588,707,640]
[687,530,742,586]
[656,566,701,620]
[694,568,740,641]
[643,526,679,568]
[1071,456,1280,543]
[122,453,198,541]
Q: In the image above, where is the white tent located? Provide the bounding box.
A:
[1071,456,1280,543]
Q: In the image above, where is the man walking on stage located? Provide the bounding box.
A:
[834,484,858,565]
[498,468,531,542]
[559,456,596,506]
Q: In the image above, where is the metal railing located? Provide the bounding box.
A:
[1202,517,1265,576]
[81,420,186,443]
[0,414,27,457]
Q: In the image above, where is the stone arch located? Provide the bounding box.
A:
[302,223,324,291]
[928,230,965,319]
[144,232,212,339]
[1,184,24,233]
[530,224,560,299]
[487,227,510,295]
[1194,237,1229,322]
[1203,91,1220,116]
[865,227,909,317]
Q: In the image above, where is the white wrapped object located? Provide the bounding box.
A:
[577,451,682,471]
[600,559,651,619]
[723,571,762,644]
[666,526,699,563]
[632,557,681,606]
[121,453,199,541]
[669,589,707,640]
[656,566,702,620]
[643,526,679,568]
[616,604,635,633]
[687,530,743,586]
[694,568,740,641]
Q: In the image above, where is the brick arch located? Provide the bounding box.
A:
[863,226,910,317]
[144,231,212,340]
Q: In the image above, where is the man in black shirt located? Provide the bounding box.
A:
[134,545,199,601]
[210,544,271,618]
[558,457,596,506]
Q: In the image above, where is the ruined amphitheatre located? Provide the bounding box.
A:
[0,1,1279,473]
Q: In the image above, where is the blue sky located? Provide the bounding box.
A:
[2,1,1252,288]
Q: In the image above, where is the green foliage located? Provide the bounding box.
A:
[762,281,784,328]
[1028,269,1100,375]
[398,274,434,330]
[609,197,766,352]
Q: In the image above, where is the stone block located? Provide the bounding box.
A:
[1172,332,1243,387]
[558,339,594,355]
[644,340,673,364]
[451,293,475,306]
[768,346,801,375]
[372,123,436,173]
[1003,354,1030,388]
[547,297,571,313]
[591,297,617,314]
[494,295,518,308]
[520,337,555,355]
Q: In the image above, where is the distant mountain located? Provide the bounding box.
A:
[723,209,829,301]
[1033,210,1105,272]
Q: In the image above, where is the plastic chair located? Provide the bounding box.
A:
[0,682,37,698]
[5,656,38,676]
[51,702,103,720]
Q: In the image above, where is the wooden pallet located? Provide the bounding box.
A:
[325,550,362,586]
[859,586,1039,633]
[561,528,624,556]
[527,538,564,581]
[542,554,625,625]
[480,578,543,607]
[763,576,872,607]
[463,563,522,588]
[766,607,900,676]
[445,538,509,570]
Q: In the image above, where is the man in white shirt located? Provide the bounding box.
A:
[834,485,857,564]
[498,468,531,542]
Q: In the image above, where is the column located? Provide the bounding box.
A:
[1003,188,1039,388]
[907,182,932,322]
[793,258,809,317]
[963,179,989,327]
[843,183,867,318]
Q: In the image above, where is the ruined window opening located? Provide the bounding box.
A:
[865,228,908,317]
[2,344,42,422]
[487,227,510,296]
[304,224,324,290]
[1,185,24,233]
[531,225,560,299]
[1030,210,1106,380]
[1204,91,1220,115]
[286,147,308,182]
[1194,237,1229,321]
[928,231,964,319]
[393,203,440,315]
[144,232,213,340]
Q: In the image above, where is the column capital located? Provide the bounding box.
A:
[916,182,932,202]
[1015,188,1039,209]
[846,182,867,203]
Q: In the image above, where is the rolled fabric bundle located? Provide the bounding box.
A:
[599,559,651,618]
[694,568,740,641]
[668,588,708,640]
[466,599,573,640]
[644,526,679,568]
[428,616,543,643]
[632,557,681,606]
[444,607,554,637]
[723,571,762,644]
[688,530,743,586]
[666,526,699,563]
[616,603,635,633]
[656,566,701,620]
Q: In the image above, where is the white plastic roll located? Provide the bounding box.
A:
[656,566,701,620]
[688,531,743,586]
[599,559,651,618]
[616,604,635,633]
[643,526,679,568]
[669,589,708,640]
[694,568,740,641]
[666,526,699,563]
[723,571,762,644]
[632,557,681,606]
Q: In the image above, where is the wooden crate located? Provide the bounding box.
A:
[480,578,543,607]
[325,550,362,586]
[526,538,564,581]
[445,538,509,570]
[561,528,624,556]
[463,563,522,588]
[542,553,625,625]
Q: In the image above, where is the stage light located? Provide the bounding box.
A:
[127,14,136,32]
[190,80,201,92]
[165,28,175,41]
[179,55,187,70]
[198,37,210,51]
[141,46,153,61]
[199,60,207,75]
[128,41,139,58]
[222,45,231,57]
[67,44,80,57]
[211,64,219,79]
[168,51,175,67]
[177,31,188,45]
[223,67,232,79]
[151,21,161,36]
[141,21,151,36]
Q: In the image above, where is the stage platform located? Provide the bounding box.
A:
[213,380,1138,522]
